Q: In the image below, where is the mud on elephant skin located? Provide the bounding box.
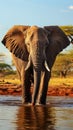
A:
[1,25,70,105]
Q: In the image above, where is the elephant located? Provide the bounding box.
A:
[1,25,70,105]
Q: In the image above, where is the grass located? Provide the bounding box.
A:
[49,77,73,87]
[0,74,73,88]
[0,74,20,85]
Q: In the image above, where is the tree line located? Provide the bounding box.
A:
[52,50,73,77]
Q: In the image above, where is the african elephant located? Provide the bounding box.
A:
[1,25,70,105]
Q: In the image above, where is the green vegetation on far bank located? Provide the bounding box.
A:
[52,50,73,77]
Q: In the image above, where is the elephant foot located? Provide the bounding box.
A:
[22,101,32,106]
[31,102,46,106]
[27,102,49,106]
[32,102,35,106]
[23,103,32,106]
[22,97,31,104]
[36,102,50,106]
[36,102,46,106]
[31,101,46,106]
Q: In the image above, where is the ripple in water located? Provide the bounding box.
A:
[0,96,73,130]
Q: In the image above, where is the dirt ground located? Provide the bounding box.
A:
[0,83,73,96]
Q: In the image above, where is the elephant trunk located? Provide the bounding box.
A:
[32,70,41,105]
[30,51,43,105]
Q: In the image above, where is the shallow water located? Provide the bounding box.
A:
[0,96,73,130]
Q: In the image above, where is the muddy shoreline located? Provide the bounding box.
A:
[0,84,73,96]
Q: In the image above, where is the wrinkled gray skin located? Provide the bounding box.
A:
[2,25,70,105]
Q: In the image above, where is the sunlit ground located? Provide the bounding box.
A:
[1,76,73,87]
[0,75,73,96]
[49,77,73,87]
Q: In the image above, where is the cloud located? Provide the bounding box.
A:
[61,5,73,13]
[69,5,73,10]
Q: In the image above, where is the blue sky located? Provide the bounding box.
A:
[0,0,73,28]
[0,0,73,64]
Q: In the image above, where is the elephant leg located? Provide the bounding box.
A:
[39,71,51,105]
[21,67,32,104]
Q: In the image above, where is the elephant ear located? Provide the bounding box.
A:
[1,25,30,61]
[44,26,70,55]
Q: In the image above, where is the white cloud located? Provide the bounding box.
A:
[69,5,73,10]
[61,5,73,13]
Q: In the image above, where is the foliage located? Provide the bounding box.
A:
[60,25,73,36]
[53,26,73,77]
[0,63,12,72]
[52,50,73,77]
[0,62,17,77]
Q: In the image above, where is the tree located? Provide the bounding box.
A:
[0,53,14,76]
[60,26,73,36]
[0,63,12,72]
[52,50,73,77]
[60,26,73,44]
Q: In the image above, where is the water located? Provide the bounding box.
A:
[0,96,73,130]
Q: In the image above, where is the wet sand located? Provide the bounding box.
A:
[0,84,73,96]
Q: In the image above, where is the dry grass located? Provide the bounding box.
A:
[0,74,73,88]
[49,77,73,87]
[0,75,73,96]
[0,74,20,85]
[4,78,20,85]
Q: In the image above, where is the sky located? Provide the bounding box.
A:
[0,0,73,64]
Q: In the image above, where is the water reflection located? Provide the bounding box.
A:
[16,105,55,130]
[0,105,18,130]
[0,96,73,130]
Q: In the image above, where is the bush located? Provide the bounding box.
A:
[0,63,12,72]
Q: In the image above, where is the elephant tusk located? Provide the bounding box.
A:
[44,61,50,72]
[25,55,32,71]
